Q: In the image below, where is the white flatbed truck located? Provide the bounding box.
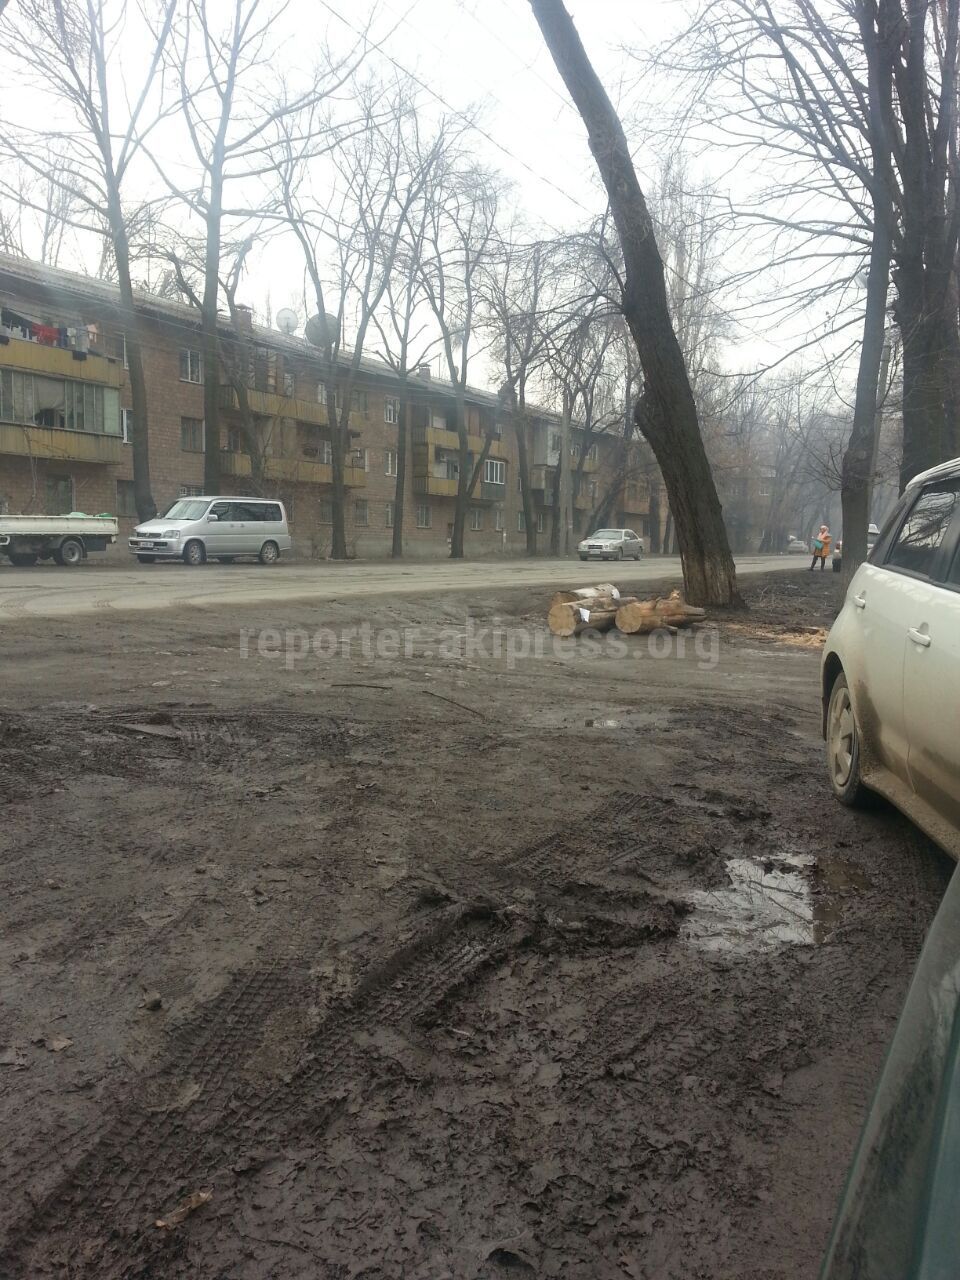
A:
[0,513,119,567]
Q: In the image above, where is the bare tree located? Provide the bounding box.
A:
[417,161,501,559]
[528,0,741,606]
[0,0,178,519]
[153,0,362,496]
[278,80,442,557]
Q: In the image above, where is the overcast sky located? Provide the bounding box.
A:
[1,0,860,394]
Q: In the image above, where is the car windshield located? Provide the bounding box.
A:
[161,500,209,520]
[590,530,621,539]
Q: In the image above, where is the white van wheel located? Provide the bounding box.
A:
[183,540,205,567]
[259,541,279,565]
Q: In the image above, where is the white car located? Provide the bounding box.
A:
[786,536,808,554]
[821,457,960,858]
[578,528,645,561]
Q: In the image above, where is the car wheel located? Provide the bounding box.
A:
[7,552,38,567]
[182,539,206,567]
[615,548,623,561]
[137,555,156,564]
[826,672,875,807]
[57,538,84,567]
[259,541,280,565]
[832,558,841,573]
[579,554,588,561]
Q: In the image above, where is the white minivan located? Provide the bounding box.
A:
[821,457,960,858]
[129,496,292,566]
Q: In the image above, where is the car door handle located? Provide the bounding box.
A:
[908,627,932,648]
[853,594,866,610]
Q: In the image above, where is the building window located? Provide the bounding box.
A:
[318,499,333,524]
[384,397,400,424]
[180,416,205,452]
[317,382,327,405]
[385,449,398,476]
[550,431,561,453]
[111,332,129,368]
[178,484,203,498]
[385,501,395,528]
[0,370,119,436]
[45,475,74,515]
[179,349,203,383]
[484,458,505,485]
[350,389,368,416]
[225,426,243,453]
[571,442,581,459]
[354,499,368,526]
[517,510,526,532]
[116,479,138,517]
[494,507,504,531]
[283,371,295,398]
[350,447,368,471]
[469,507,483,531]
[536,511,545,533]
[588,444,598,463]
[120,407,133,444]
[416,503,431,529]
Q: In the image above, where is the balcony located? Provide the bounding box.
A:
[219,450,366,487]
[0,421,124,465]
[412,475,459,498]
[411,424,507,459]
[0,336,123,387]
[219,384,329,426]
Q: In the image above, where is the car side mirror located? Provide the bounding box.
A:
[207,513,219,522]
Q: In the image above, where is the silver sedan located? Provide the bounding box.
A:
[577,528,645,561]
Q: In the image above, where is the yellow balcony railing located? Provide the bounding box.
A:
[412,475,459,498]
[412,424,507,459]
[0,420,124,465]
[219,450,366,487]
[219,384,329,426]
[0,336,123,387]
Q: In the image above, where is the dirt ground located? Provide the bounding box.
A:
[0,568,952,1279]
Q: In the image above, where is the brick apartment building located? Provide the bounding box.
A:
[0,253,657,559]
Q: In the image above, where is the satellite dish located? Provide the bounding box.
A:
[276,307,299,335]
[305,312,339,347]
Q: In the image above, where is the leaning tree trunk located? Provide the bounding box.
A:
[528,0,741,606]
[840,221,892,586]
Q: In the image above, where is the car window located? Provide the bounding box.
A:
[209,502,230,519]
[233,503,263,521]
[884,485,959,578]
[262,504,282,523]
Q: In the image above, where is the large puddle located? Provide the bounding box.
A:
[682,851,868,953]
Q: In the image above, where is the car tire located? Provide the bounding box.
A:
[7,552,38,567]
[832,558,841,573]
[182,539,205,567]
[56,538,84,567]
[826,672,876,808]
[615,548,623,561]
[579,554,588,561]
[259,541,280,565]
[137,555,156,564]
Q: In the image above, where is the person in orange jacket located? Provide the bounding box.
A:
[810,525,831,570]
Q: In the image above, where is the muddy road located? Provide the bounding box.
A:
[0,570,951,1278]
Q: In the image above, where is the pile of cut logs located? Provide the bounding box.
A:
[547,583,706,638]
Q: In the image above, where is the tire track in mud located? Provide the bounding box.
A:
[0,793,688,1277]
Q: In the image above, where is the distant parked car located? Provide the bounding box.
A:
[831,522,881,572]
[129,496,292,566]
[821,458,960,859]
[577,529,644,561]
[786,536,808,554]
